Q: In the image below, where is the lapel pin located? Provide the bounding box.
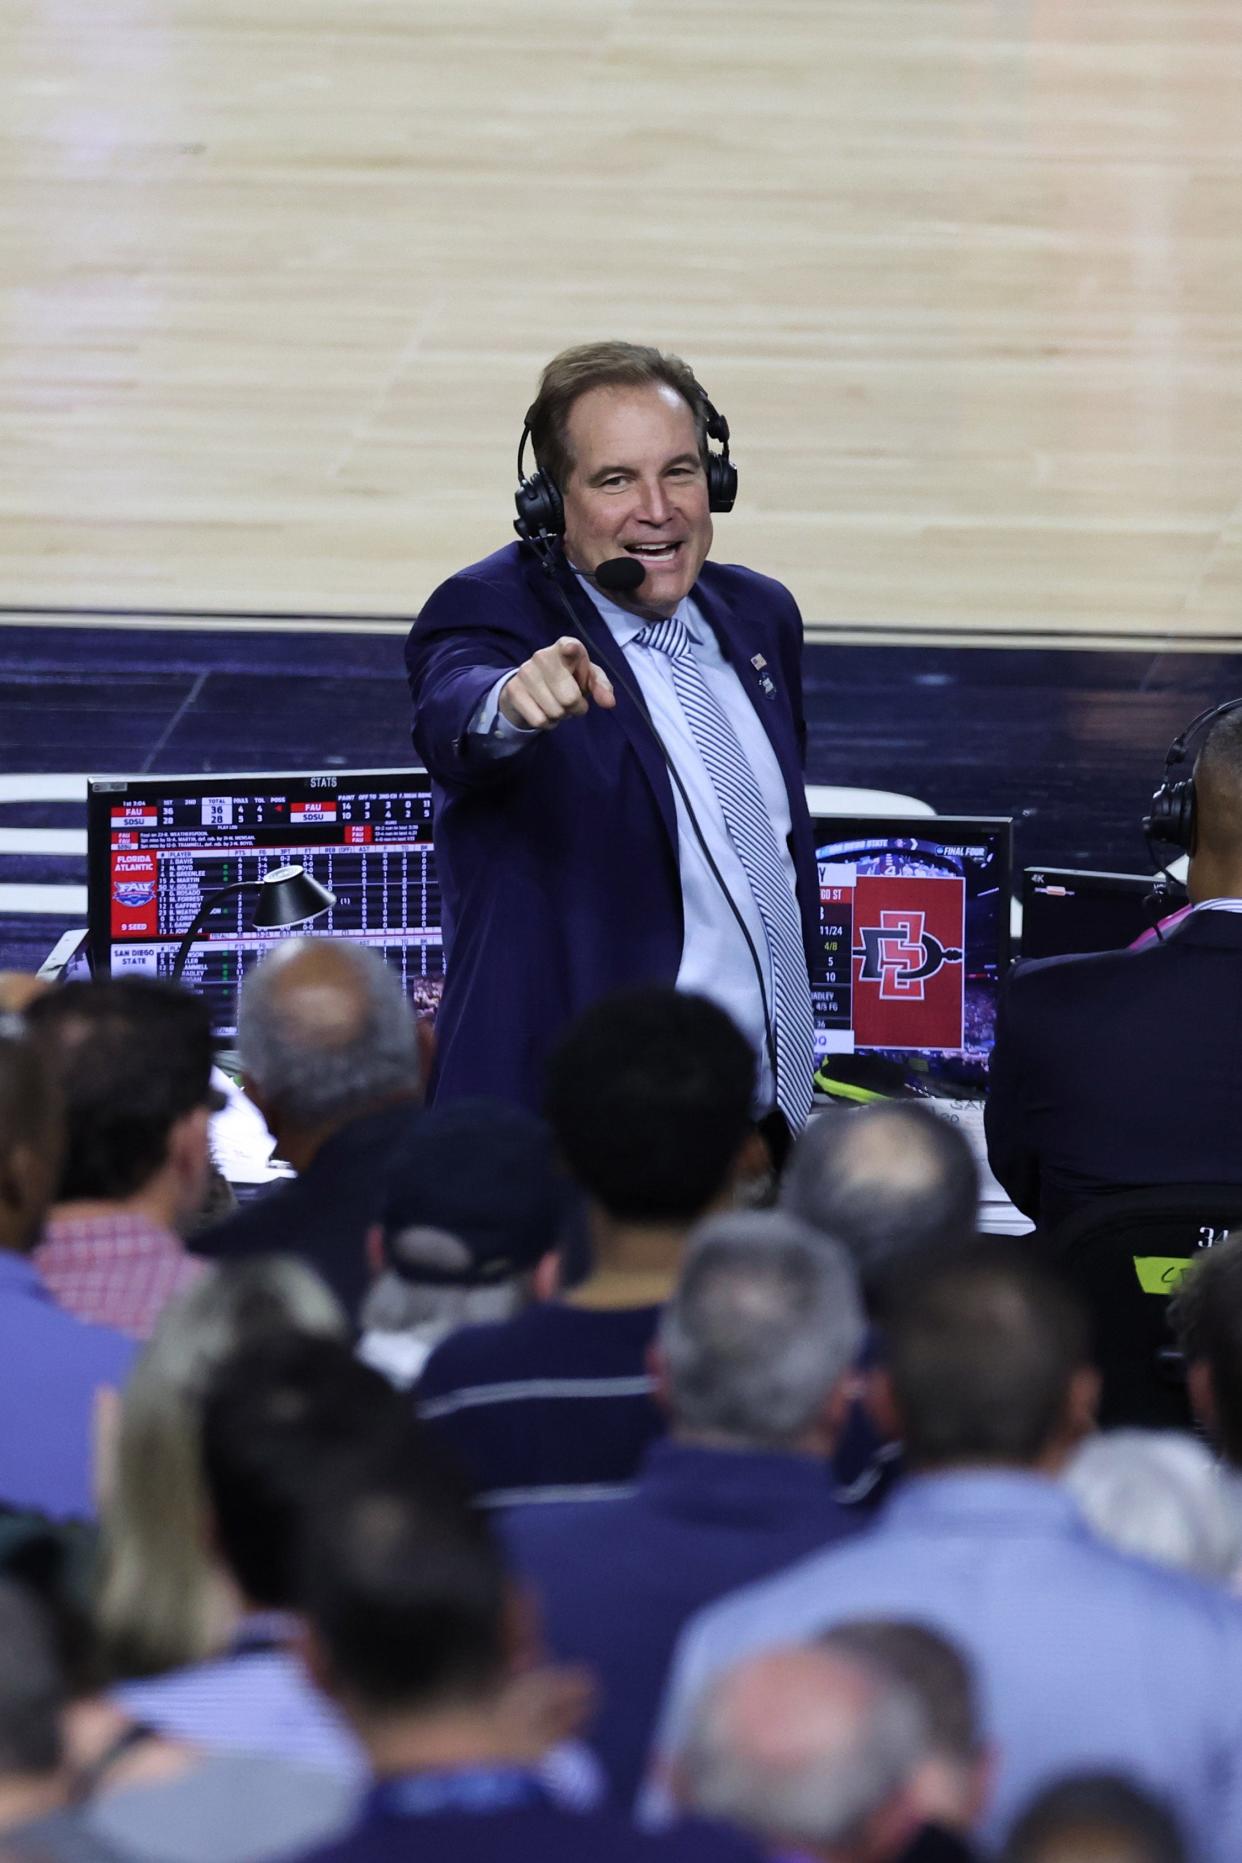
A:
[750,654,778,699]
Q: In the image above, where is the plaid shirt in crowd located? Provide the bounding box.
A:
[34,1210,206,1342]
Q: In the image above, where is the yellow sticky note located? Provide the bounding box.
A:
[1132,1256,1193,1296]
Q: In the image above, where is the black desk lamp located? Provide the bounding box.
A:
[170,864,336,985]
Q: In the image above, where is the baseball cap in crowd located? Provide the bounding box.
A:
[378,1097,567,1286]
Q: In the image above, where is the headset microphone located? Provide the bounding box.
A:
[593,557,646,596]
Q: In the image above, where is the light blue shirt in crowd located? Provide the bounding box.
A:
[472,577,801,1110]
[114,1629,604,1811]
[0,1251,136,1521]
[648,1471,1242,1860]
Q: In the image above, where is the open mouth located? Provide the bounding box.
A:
[624,542,682,565]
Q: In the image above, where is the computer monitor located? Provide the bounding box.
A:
[809,814,1012,1100]
[87,769,441,1040]
[1021,866,1177,960]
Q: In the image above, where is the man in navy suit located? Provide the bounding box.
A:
[985,704,1242,1230]
[405,341,819,1128]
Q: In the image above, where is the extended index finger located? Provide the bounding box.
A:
[552,638,615,708]
[552,636,594,688]
[588,662,616,709]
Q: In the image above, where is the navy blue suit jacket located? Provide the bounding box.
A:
[985,908,1242,1230]
[501,1438,859,1808]
[405,543,819,1108]
[193,1101,420,1321]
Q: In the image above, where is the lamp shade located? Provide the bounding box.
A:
[251,864,336,930]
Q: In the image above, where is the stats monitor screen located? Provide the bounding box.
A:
[1020,867,1173,960]
[87,770,441,1040]
[810,814,1011,1100]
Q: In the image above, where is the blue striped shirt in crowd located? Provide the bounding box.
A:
[415,1302,664,1509]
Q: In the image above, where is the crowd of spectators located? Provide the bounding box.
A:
[0,920,1237,1863]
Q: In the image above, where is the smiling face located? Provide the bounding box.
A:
[559,382,713,617]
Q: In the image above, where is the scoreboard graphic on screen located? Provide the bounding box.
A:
[88,771,442,1042]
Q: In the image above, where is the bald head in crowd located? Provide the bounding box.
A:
[1188,707,1242,904]
[238,940,422,1169]
[826,1620,991,1836]
[680,1641,928,1863]
[781,1103,978,1310]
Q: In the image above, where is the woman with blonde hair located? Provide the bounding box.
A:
[96,1255,346,1680]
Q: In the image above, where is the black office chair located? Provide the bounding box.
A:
[1046,1185,1242,1430]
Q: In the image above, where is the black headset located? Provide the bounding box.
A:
[514,378,738,546]
[1144,697,1242,853]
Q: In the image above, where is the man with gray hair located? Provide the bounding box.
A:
[195,938,423,1317]
[1061,1430,1242,1584]
[677,1642,932,1863]
[502,1210,865,1807]
[826,1622,991,1847]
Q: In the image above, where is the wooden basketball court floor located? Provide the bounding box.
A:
[3,0,1242,964]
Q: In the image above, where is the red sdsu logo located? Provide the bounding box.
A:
[852,876,966,1051]
[854,910,963,1001]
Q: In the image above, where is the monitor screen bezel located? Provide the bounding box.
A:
[1019,864,1175,961]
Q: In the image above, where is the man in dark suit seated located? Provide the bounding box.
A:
[985,705,1242,1230]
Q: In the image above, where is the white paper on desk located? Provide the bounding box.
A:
[208,1066,293,1186]
[923,1098,1034,1236]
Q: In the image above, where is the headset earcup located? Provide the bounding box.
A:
[514,469,564,540]
[707,455,738,514]
[1147,778,1196,852]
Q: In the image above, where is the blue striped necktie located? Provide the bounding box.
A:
[635,613,814,1129]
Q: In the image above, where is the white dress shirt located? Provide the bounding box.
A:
[470,576,803,1110]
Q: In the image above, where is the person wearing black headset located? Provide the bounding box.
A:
[984,699,1242,1231]
[404,341,820,1147]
